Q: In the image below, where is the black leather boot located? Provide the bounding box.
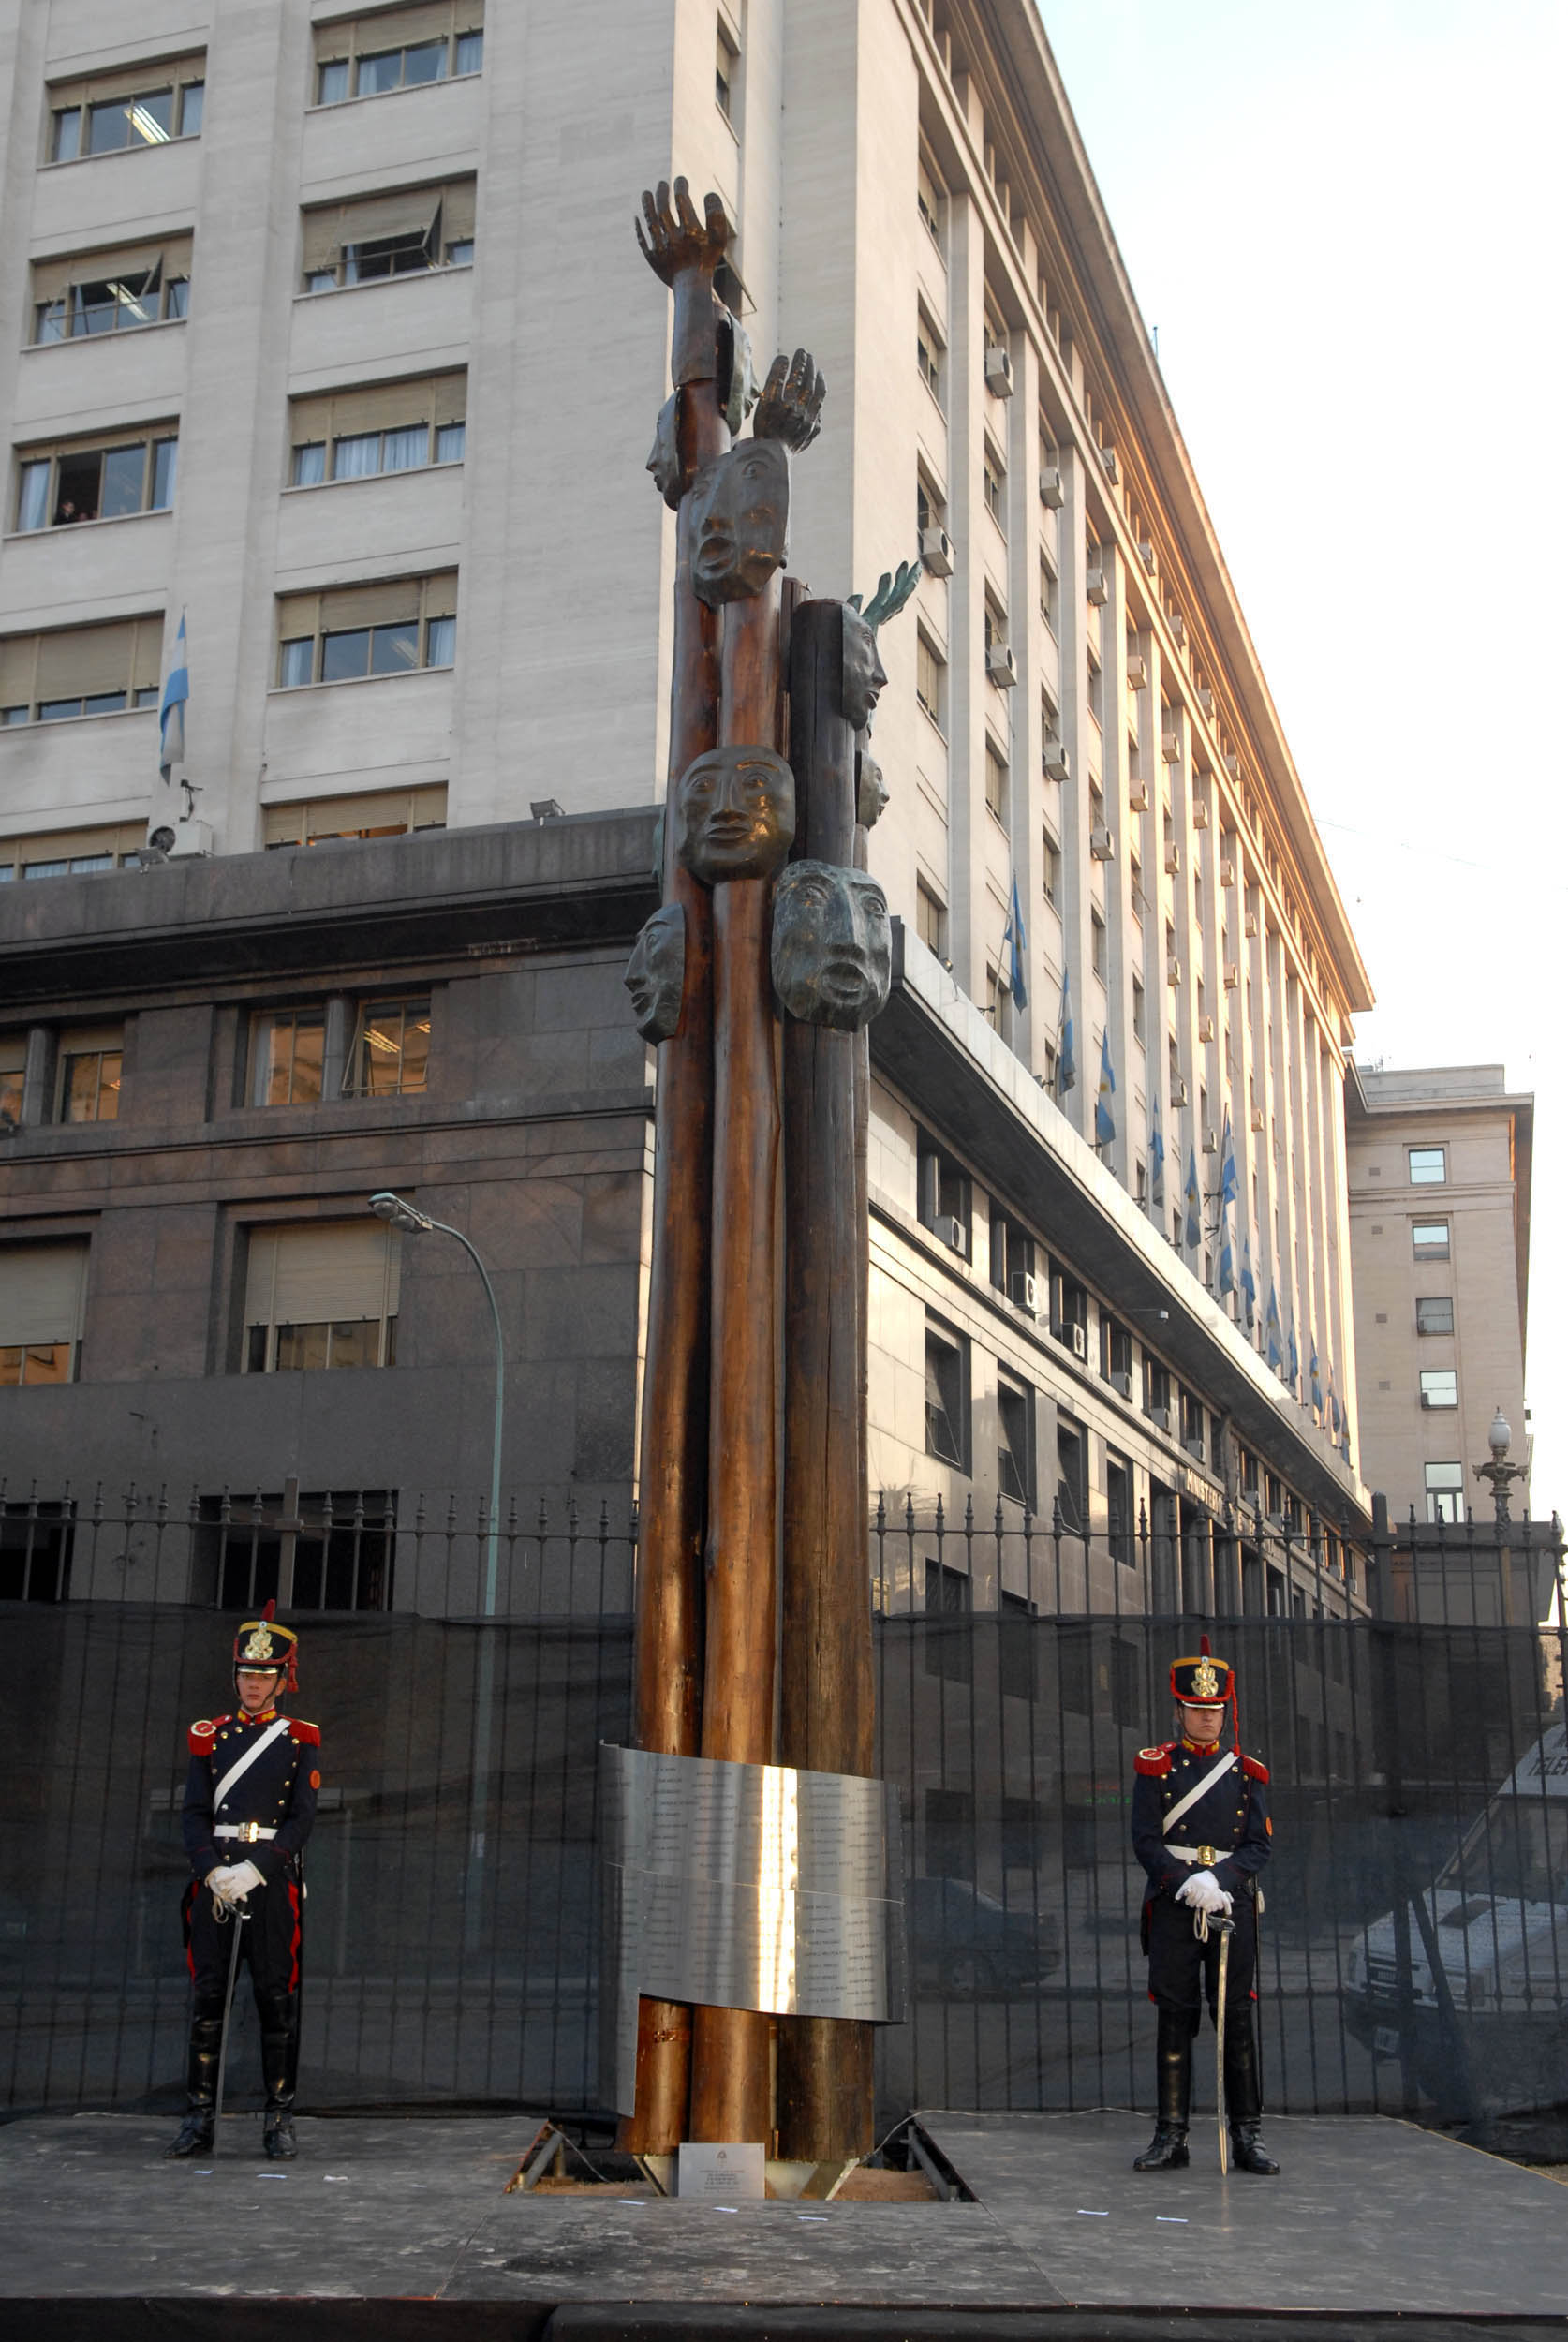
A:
[165,2011,223,2158]
[1223,2012,1279,2174]
[258,1991,300,2160]
[1133,2008,1193,2170]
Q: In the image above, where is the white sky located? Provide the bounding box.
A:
[1035,0,1568,1515]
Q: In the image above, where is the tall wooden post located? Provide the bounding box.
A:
[777,601,877,2157]
[688,578,785,2146]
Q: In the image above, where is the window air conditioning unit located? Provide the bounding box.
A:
[1167,959,1183,989]
[1198,686,1215,719]
[985,642,1017,686]
[1220,858,1235,887]
[1170,612,1187,646]
[1070,1321,1087,1360]
[984,344,1013,395]
[1038,467,1065,509]
[1128,779,1150,811]
[1223,751,1240,778]
[1110,1370,1132,1400]
[934,1213,968,1256]
[1086,568,1109,606]
[1191,800,1210,830]
[1148,1404,1173,1433]
[1125,655,1147,689]
[1203,1124,1219,1153]
[1010,1270,1042,1316]
[1163,843,1181,875]
[1099,446,1118,482]
[1244,912,1259,939]
[1184,1436,1206,1461]
[1089,824,1115,861]
[919,525,954,577]
[1161,730,1181,764]
[1043,739,1071,781]
[1171,1076,1189,1106]
[1250,1106,1265,1133]
[1135,541,1156,575]
[1223,961,1241,989]
[1198,1015,1216,1044]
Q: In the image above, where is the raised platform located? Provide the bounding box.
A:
[3,2109,1565,2339]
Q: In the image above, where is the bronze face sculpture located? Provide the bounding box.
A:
[840,606,888,732]
[688,437,791,607]
[770,860,892,1031]
[625,902,687,1041]
[675,745,796,883]
[855,749,889,830]
[646,390,691,511]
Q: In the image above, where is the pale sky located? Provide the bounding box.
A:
[1036,0,1568,1515]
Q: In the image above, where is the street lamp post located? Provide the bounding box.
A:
[368,1191,506,1946]
[1472,1407,1528,1528]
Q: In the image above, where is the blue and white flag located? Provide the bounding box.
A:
[1057,966,1077,1094]
[1095,1029,1117,1147]
[1218,1218,1235,1297]
[1309,1335,1323,1414]
[1149,1088,1166,1204]
[159,610,189,780]
[1265,1283,1283,1371]
[1328,1372,1342,1438]
[1003,871,1028,1011]
[1287,1318,1299,1390]
[1240,1234,1257,1328]
[1220,1109,1238,1210]
[1184,1144,1202,1253]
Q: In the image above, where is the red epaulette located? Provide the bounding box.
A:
[288,1718,320,1746]
[1240,1753,1269,1784]
[188,1715,230,1753]
[1134,1742,1175,1777]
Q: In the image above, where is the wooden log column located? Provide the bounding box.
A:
[688,575,787,2146]
[777,600,876,2159]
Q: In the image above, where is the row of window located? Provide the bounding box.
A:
[0,793,447,888]
[0,995,432,1132]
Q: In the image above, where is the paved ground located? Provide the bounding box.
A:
[2,2109,1565,2315]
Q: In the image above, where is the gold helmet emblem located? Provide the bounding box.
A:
[242,1627,274,1663]
[1191,1657,1220,1700]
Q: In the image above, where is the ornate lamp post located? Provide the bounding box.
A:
[1472,1407,1529,1526]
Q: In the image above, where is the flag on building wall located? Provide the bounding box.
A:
[1287,1318,1299,1389]
[1096,1029,1117,1147]
[1220,1109,1238,1209]
[1184,1145,1202,1253]
[1057,967,1076,1094]
[1218,1219,1235,1296]
[1149,1089,1166,1205]
[1265,1284,1283,1370]
[1240,1234,1257,1328]
[1309,1335,1323,1414]
[1003,872,1028,1010]
[1328,1372,1342,1438]
[159,610,188,780]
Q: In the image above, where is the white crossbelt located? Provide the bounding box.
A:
[212,1714,292,1815]
[214,1823,277,1842]
[1161,1747,1237,1837]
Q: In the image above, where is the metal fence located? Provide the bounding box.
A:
[2,1486,1565,2153]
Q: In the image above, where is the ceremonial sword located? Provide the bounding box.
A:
[1213,1912,1235,2175]
[211,1893,249,2155]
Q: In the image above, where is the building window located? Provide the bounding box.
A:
[917,1129,969,1248]
[1425,1461,1465,1525]
[1106,1450,1134,1565]
[0,822,147,881]
[49,58,206,161]
[925,1319,968,1469]
[1409,1146,1446,1185]
[314,6,483,104]
[985,966,1013,1043]
[276,573,457,688]
[1042,826,1061,908]
[915,630,945,731]
[923,1566,972,1687]
[262,785,448,849]
[916,308,944,406]
[0,1240,88,1386]
[917,153,945,248]
[346,997,431,1097]
[1412,1219,1450,1261]
[1090,909,1107,980]
[916,879,947,957]
[716,19,739,119]
[301,179,477,291]
[997,1373,1033,1506]
[1052,1268,1088,1355]
[1131,972,1146,1045]
[984,738,1008,823]
[0,615,164,728]
[991,1211,1034,1299]
[288,372,466,486]
[243,1221,400,1373]
[983,445,1005,528]
[1420,1369,1457,1410]
[57,1025,123,1123]
[916,471,946,541]
[1415,1295,1455,1337]
[15,428,177,530]
[1038,556,1057,632]
[1056,1416,1087,1534]
[251,1010,326,1107]
[0,1035,22,1128]
[30,237,191,344]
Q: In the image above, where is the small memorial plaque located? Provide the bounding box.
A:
[677,2141,765,2201]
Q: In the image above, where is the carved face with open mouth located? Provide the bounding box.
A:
[771,860,892,1030]
[687,437,790,606]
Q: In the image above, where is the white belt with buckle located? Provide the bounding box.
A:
[1165,1843,1223,1864]
[214,1823,277,1843]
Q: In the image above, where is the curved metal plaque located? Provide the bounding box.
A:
[598,1744,907,2115]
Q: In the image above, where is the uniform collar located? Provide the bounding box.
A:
[236,1706,278,1727]
[1178,1733,1228,1756]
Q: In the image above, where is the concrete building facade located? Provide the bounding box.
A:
[0,0,1374,1617]
[1346,1064,1533,1528]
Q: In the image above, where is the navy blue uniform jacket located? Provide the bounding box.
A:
[182,1709,319,1885]
[1131,1740,1271,1905]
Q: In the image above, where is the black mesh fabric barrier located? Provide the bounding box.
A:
[2,1604,1564,2149]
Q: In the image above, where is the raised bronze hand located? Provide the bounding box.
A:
[636,177,730,284]
[754,348,826,452]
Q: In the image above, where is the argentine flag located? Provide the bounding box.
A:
[159,611,189,780]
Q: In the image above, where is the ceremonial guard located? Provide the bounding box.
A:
[1130,1637,1278,2175]
[166,1602,319,2160]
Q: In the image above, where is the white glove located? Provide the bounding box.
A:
[1176,1869,1233,1917]
[207,1860,264,1906]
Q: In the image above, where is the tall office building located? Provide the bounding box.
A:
[1346,1064,1532,1528]
[0,1,1372,1615]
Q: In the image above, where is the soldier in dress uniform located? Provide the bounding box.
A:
[166,1601,319,2161]
[1130,1636,1278,2175]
